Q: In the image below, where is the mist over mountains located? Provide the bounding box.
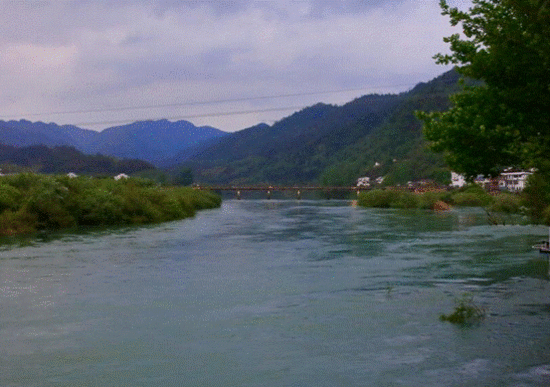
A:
[0,69,461,185]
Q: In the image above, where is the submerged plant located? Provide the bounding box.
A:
[440,294,485,325]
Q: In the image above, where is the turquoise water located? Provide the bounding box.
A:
[1,200,550,386]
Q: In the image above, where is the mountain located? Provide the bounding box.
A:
[178,94,402,184]
[172,69,461,186]
[0,119,227,166]
[0,120,97,149]
[0,143,155,175]
[319,69,462,186]
[88,119,227,165]
[0,69,461,185]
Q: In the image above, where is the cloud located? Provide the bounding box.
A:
[0,0,465,132]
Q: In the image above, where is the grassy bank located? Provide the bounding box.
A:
[0,173,221,236]
[357,185,523,214]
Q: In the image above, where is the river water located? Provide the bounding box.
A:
[2,200,550,386]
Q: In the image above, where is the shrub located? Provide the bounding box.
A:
[0,174,222,236]
[357,189,394,208]
[440,294,485,325]
[488,193,522,214]
[450,191,492,207]
[0,184,21,213]
[391,190,419,208]
[418,191,446,209]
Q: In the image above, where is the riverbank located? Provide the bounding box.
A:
[357,185,523,214]
[0,173,221,236]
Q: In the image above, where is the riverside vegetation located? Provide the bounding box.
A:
[0,173,221,236]
[357,184,526,222]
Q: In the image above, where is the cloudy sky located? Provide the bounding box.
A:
[0,0,470,133]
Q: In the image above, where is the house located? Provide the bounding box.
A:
[67,172,78,178]
[114,173,129,181]
[356,177,370,187]
[450,172,466,188]
[498,168,534,192]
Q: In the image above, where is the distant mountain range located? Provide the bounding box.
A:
[0,69,462,185]
[0,119,227,166]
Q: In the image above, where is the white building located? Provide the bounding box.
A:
[498,168,534,192]
[356,177,370,187]
[453,168,534,192]
[450,172,467,188]
[114,173,129,181]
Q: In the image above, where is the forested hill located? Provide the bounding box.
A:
[179,94,403,184]
[0,143,155,175]
[320,69,462,186]
[180,69,461,185]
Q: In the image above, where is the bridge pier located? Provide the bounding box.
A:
[267,190,271,200]
[296,190,301,200]
[237,190,241,200]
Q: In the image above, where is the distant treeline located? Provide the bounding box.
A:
[0,143,154,175]
[0,174,221,236]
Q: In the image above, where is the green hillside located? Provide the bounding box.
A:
[182,69,461,186]
[184,94,402,185]
[321,69,462,186]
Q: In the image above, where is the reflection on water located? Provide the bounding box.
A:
[1,200,550,386]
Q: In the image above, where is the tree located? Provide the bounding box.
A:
[172,167,194,186]
[417,0,550,179]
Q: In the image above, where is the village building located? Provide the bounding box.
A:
[452,168,534,192]
[498,168,534,192]
[356,177,370,187]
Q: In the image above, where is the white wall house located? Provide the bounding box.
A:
[356,177,370,187]
[114,173,129,181]
[450,172,466,188]
[498,168,534,192]
[454,168,534,192]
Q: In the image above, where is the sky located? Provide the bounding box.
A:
[0,0,471,133]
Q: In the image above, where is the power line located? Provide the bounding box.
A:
[2,82,415,119]
[73,105,309,128]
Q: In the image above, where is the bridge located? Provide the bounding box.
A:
[193,185,370,199]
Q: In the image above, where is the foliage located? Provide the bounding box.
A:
[487,192,523,214]
[440,294,485,325]
[358,189,425,209]
[319,70,460,188]
[418,0,550,178]
[523,173,550,224]
[357,184,523,213]
[0,174,221,236]
[172,167,194,186]
[0,143,156,176]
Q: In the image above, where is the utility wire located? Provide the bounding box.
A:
[2,83,415,119]
[72,105,309,127]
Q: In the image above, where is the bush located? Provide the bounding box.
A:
[440,294,485,325]
[450,191,492,207]
[488,193,522,214]
[357,189,395,208]
[418,191,446,209]
[0,174,222,236]
[0,184,21,213]
[358,189,443,209]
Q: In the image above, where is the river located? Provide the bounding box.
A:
[1,200,550,386]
